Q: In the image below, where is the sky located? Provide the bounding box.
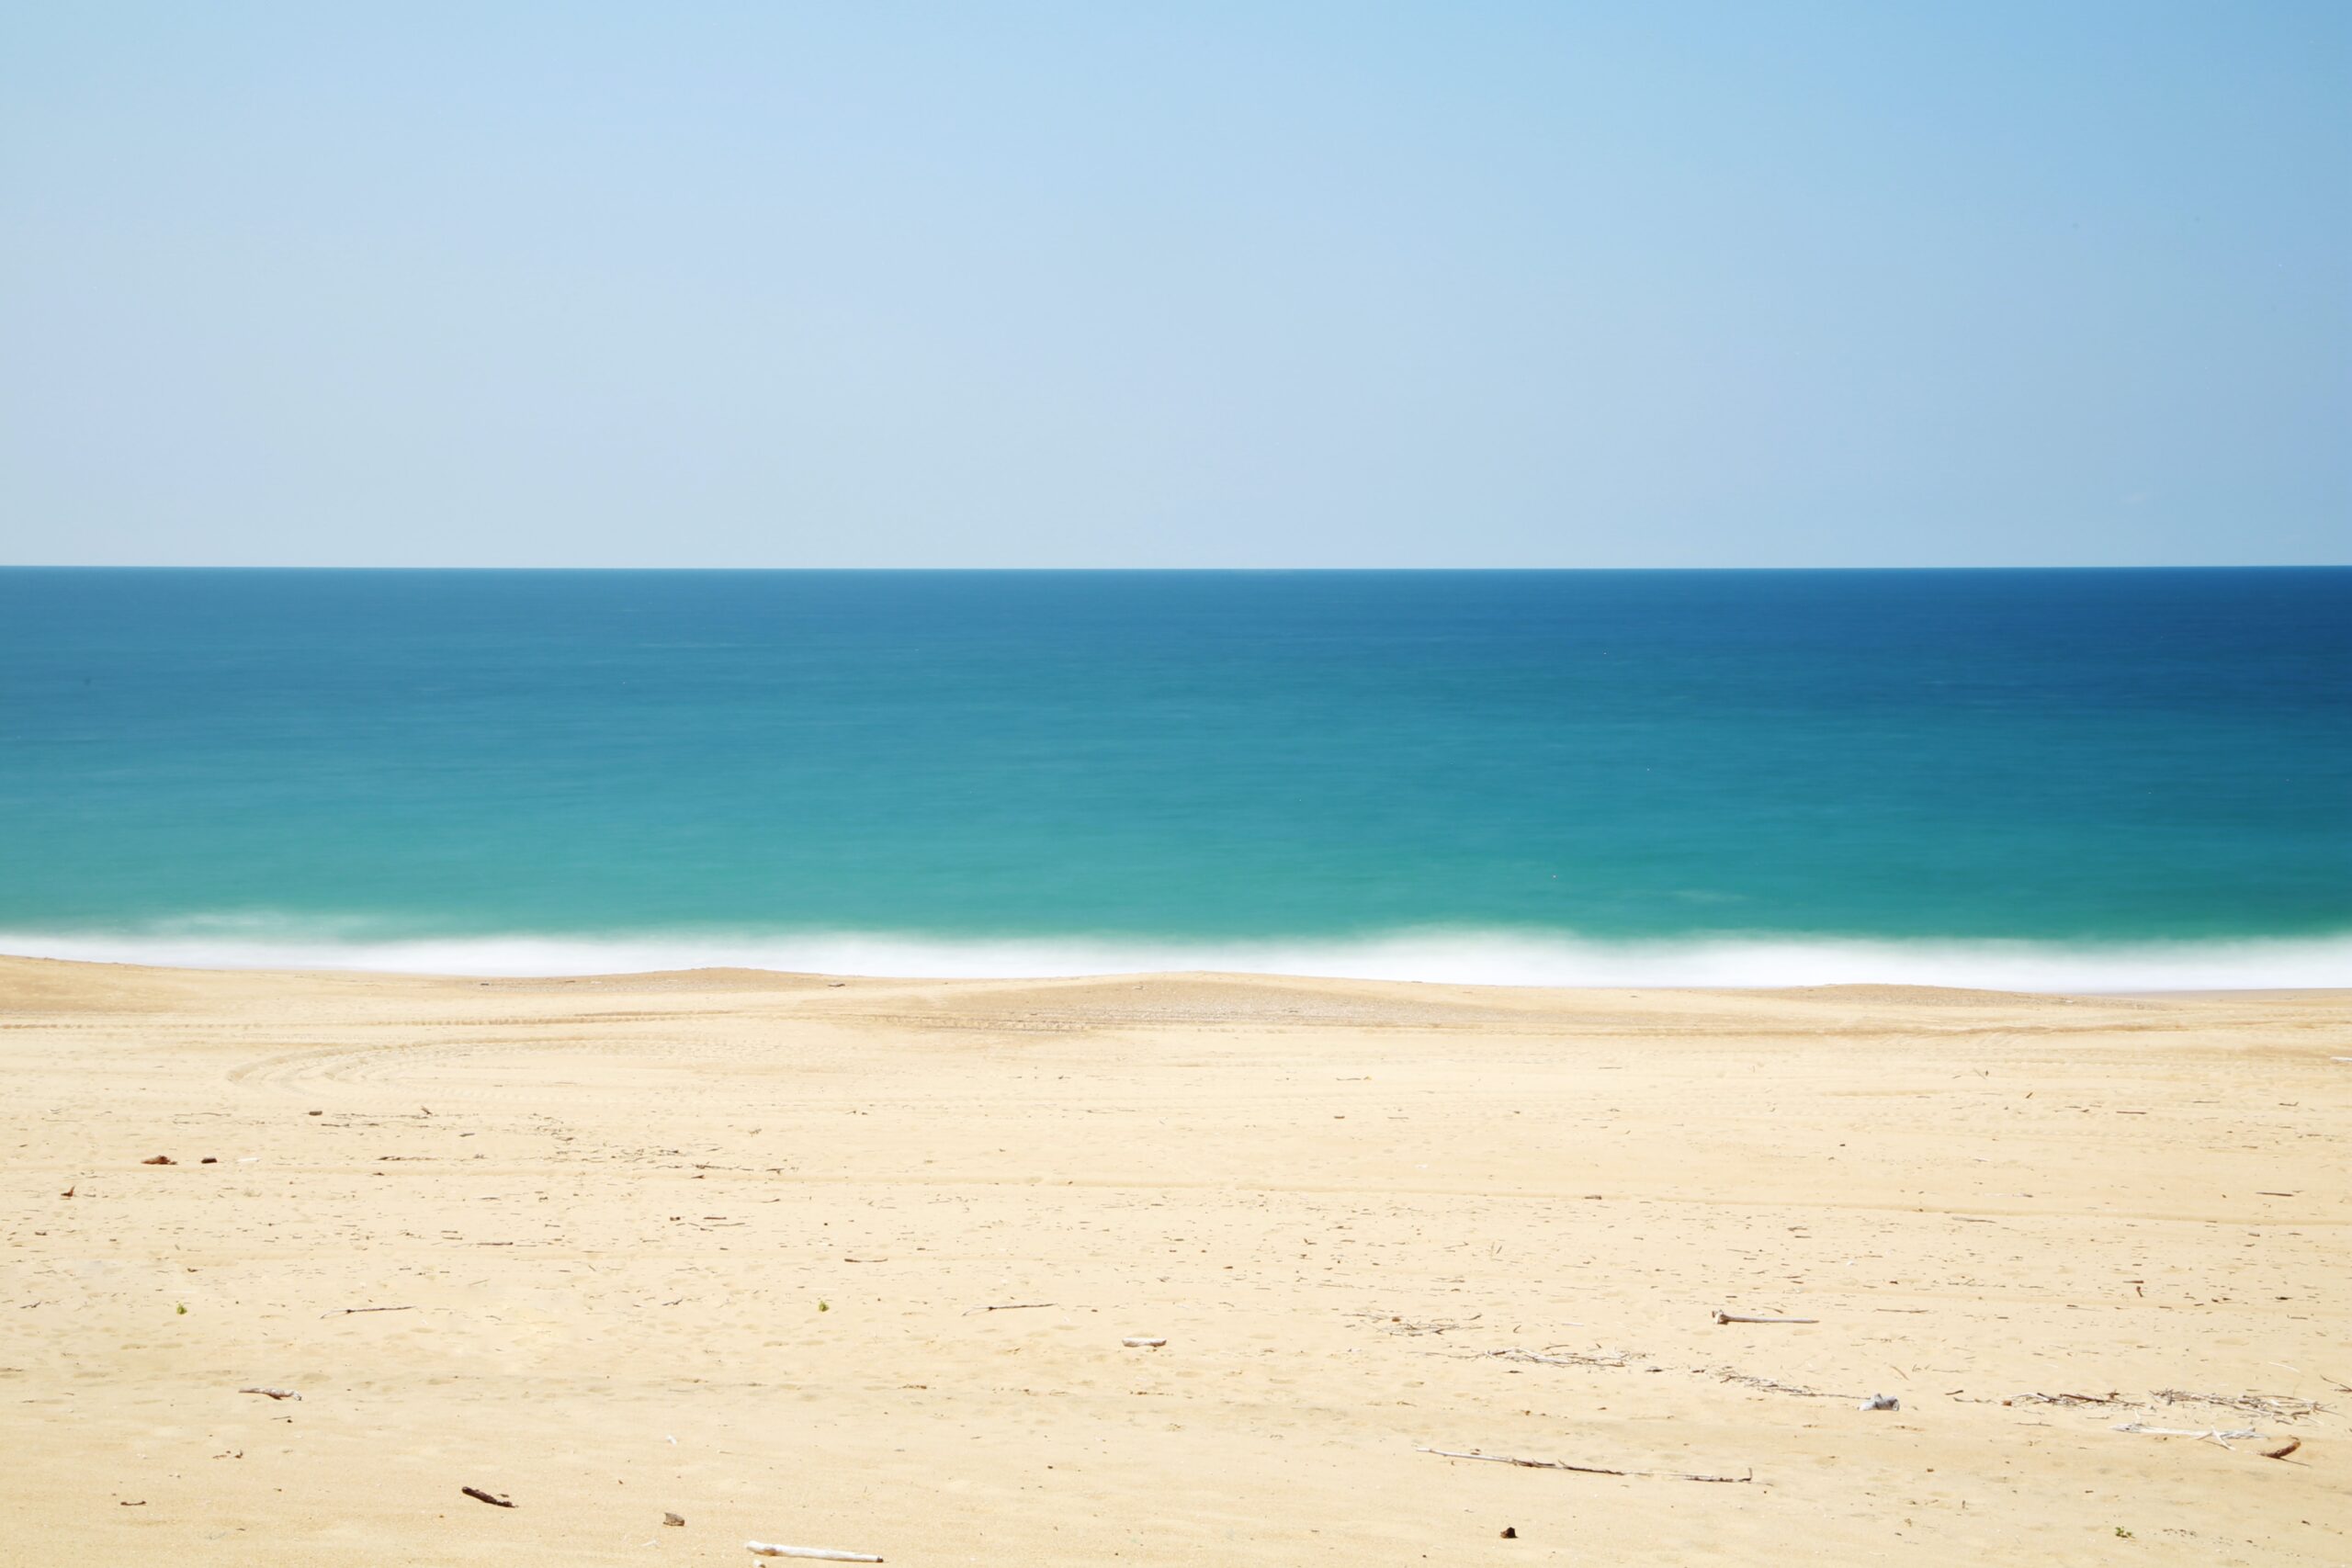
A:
[1,3,2346,568]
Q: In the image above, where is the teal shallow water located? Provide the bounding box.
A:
[2,569,2345,985]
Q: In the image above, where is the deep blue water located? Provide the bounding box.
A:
[2,569,2346,985]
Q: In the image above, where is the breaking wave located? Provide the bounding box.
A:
[3,919,2347,990]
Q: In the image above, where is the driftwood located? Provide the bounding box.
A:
[461,1486,515,1507]
[322,1305,416,1318]
[239,1386,300,1401]
[963,1303,1053,1315]
[2262,1437,2302,1461]
[1419,1447,1750,1483]
[1122,1337,1168,1348]
[745,1544,884,1562]
[1713,1312,1816,1325]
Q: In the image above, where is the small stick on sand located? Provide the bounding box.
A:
[1713,1312,1818,1325]
[1419,1447,1750,1483]
[963,1303,1053,1315]
[2261,1437,2302,1460]
[461,1486,515,1507]
[239,1386,300,1401]
[322,1305,417,1317]
[1123,1337,1167,1348]
[745,1543,883,1562]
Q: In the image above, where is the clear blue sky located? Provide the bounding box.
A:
[3,3,2345,567]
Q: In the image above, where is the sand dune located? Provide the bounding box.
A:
[2,957,2346,1564]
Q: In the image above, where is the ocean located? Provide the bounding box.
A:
[2,568,2345,987]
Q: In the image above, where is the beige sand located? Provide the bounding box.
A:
[2,956,2346,1565]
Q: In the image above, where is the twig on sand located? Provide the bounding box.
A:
[462,1486,516,1507]
[745,1544,884,1562]
[963,1303,1053,1315]
[1707,1369,1855,1400]
[1419,1447,1750,1483]
[2261,1438,2303,1461]
[322,1305,417,1318]
[2112,1423,2261,1449]
[239,1386,300,1401]
[1713,1312,1817,1325]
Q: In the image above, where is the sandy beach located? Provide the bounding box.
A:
[2,956,2345,1565]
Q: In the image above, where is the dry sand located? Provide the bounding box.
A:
[2,955,2346,1564]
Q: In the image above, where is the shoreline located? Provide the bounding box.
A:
[6,947,2352,1001]
[4,954,2345,1564]
[5,925,2349,992]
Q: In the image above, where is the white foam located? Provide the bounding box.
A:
[2,920,2346,991]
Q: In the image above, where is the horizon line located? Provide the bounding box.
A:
[6,562,2349,574]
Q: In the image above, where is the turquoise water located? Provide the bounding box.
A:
[2,569,2346,986]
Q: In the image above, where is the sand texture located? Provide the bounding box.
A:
[2,956,2346,1564]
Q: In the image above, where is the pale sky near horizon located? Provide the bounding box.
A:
[3,4,2346,568]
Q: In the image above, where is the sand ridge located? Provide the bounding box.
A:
[2,956,2346,1564]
